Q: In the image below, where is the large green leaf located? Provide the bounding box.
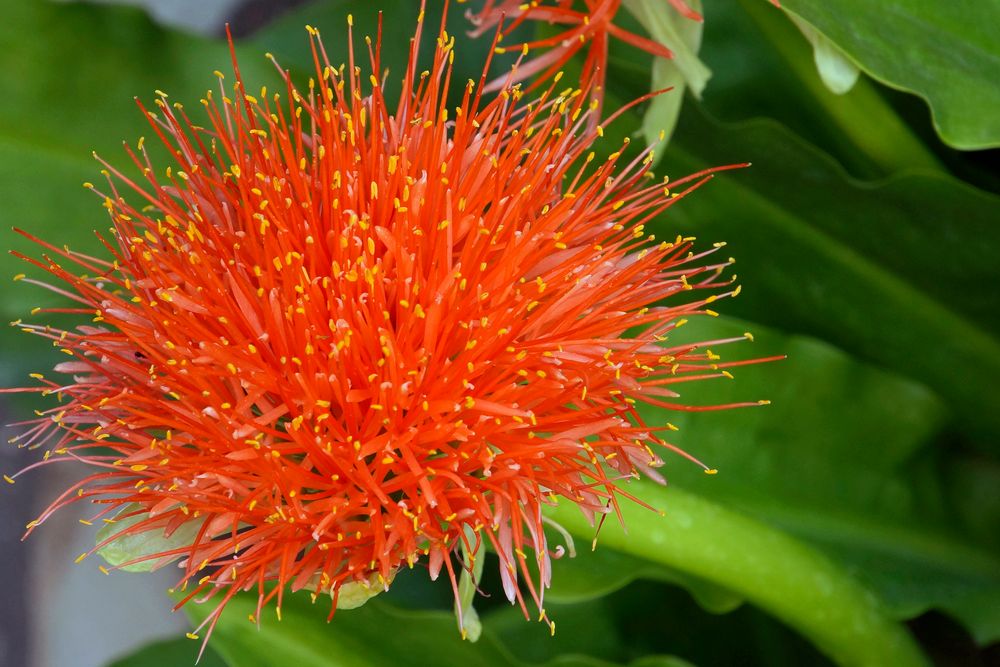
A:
[632,316,1000,643]
[599,7,1000,441]
[694,0,942,179]
[654,110,1000,441]
[0,138,100,385]
[947,456,1000,554]
[772,0,1000,150]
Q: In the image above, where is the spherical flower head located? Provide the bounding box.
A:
[8,8,766,642]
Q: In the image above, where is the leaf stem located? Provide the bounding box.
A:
[547,484,929,667]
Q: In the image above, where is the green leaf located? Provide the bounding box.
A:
[484,597,625,666]
[629,659,696,667]
[695,0,942,178]
[0,139,103,385]
[483,593,712,667]
[773,0,1000,149]
[654,108,1000,441]
[533,311,1000,660]
[491,580,833,667]
[105,636,228,667]
[640,59,687,158]
[947,456,1000,554]
[635,316,1000,643]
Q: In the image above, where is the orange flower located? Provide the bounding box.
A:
[8,8,768,642]
[463,0,701,95]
